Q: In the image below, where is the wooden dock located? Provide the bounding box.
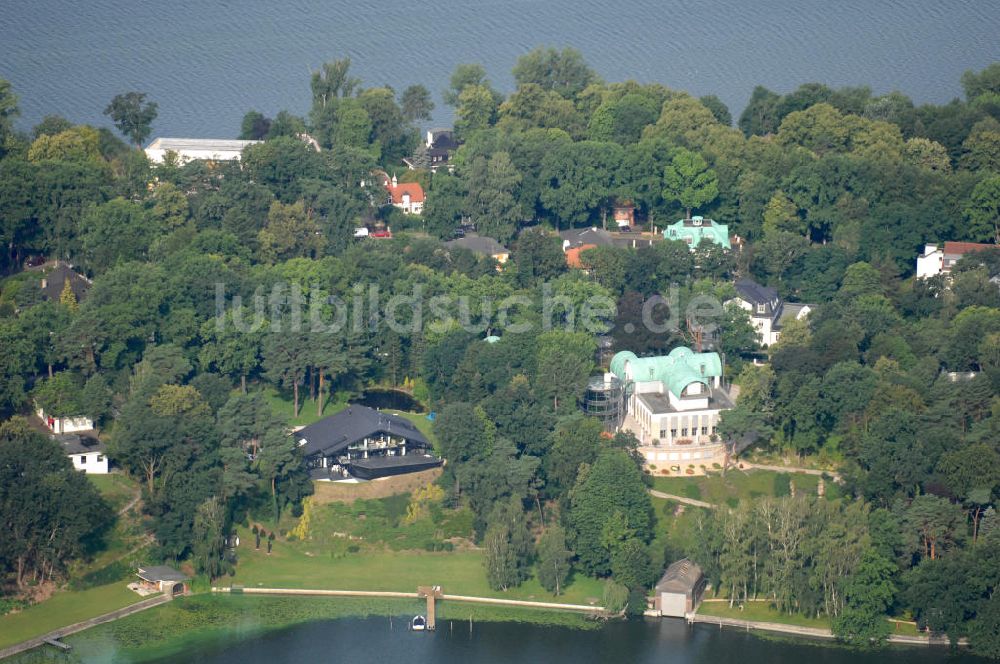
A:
[42,638,70,651]
[416,585,443,630]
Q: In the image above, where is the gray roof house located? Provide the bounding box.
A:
[295,405,440,480]
[559,227,615,250]
[40,262,91,303]
[136,565,189,596]
[444,235,510,263]
[731,278,813,347]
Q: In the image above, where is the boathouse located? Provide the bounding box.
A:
[654,559,706,617]
[136,566,189,596]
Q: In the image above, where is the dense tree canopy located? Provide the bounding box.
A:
[2,59,1000,651]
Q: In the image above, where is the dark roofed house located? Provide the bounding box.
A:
[444,234,510,264]
[559,227,613,269]
[559,227,615,251]
[654,558,706,617]
[39,262,91,303]
[57,433,108,474]
[426,129,461,172]
[731,277,813,347]
[296,405,441,480]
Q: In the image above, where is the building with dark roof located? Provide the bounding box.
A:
[426,129,460,172]
[295,405,440,480]
[444,235,510,264]
[559,227,615,251]
[39,262,91,304]
[136,565,189,595]
[56,433,107,474]
[559,227,615,269]
[730,278,813,347]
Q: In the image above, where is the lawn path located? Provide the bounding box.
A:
[739,462,841,480]
[648,489,716,509]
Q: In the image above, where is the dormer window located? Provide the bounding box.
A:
[756,304,765,313]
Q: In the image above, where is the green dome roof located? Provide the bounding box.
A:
[609,347,722,398]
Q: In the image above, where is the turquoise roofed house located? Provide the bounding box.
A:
[608,346,734,472]
[663,217,731,251]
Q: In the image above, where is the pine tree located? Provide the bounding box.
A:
[59,278,78,312]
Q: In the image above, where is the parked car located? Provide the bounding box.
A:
[353,227,370,238]
[371,230,392,238]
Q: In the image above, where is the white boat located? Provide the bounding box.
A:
[411,615,426,631]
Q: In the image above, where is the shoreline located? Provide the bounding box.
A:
[1,584,971,661]
[0,594,170,660]
[211,585,606,615]
[686,612,968,648]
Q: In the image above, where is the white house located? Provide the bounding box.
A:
[610,347,735,469]
[916,242,996,279]
[730,278,812,347]
[59,434,109,474]
[144,138,262,164]
[37,407,94,435]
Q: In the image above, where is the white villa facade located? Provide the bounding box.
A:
[610,347,735,470]
[144,138,262,164]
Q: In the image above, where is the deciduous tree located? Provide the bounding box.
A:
[103,92,158,148]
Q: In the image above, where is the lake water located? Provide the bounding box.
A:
[2,0,998,138]
[45,615,986,664]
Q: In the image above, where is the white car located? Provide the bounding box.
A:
[353,227,369,238]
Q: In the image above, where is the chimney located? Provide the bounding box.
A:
[391,174,398,188]
[40,278,47,289]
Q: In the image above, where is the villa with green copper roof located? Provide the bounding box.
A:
[609,346,735,469]
[663,216,731,251]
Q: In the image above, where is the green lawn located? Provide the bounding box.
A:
[652,469,841,507]
[228,531,604,606]
[88,473,138,512]
[73,474,149,578]
[0,582,148,649]
[697,600,831,629]
[888,620,921,637]
[306,495,472,551]
[264,387,349,428]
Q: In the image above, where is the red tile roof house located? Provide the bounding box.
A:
[916,241,996,278]
[384,175,424,215]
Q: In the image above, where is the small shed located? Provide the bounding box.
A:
[654,558,706,617]
[136,566,189,596]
